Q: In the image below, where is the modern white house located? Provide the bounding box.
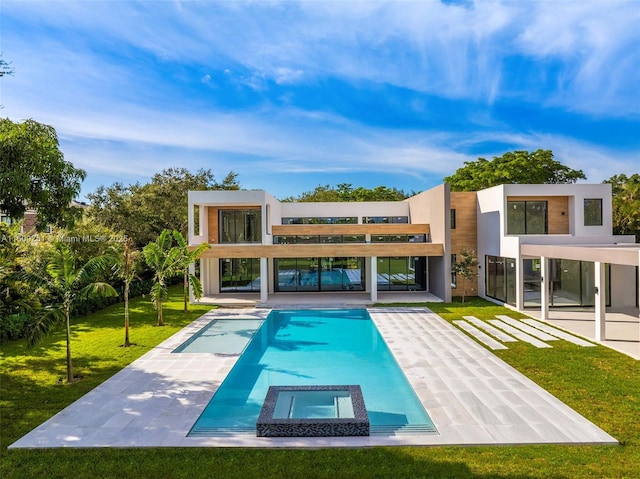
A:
[188,183,639,340]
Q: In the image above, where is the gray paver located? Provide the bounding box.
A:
[453,320,508,350]
[496,315,559,341]
[522,319,596,347]
[463,316,518,342]
[489,319,553,348]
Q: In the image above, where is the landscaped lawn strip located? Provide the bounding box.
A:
[1,294,638,479]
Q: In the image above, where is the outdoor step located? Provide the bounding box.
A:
[521,319,596,347]
[463,316,518,342]
[495,315,559,341]
[453,320,508,350]
[488,320,553,348]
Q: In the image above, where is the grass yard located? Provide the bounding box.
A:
[1,294,639,478]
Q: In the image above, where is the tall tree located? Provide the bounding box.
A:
[452,249,479,303]
[30,243,117,383]
[111,238,140,347]
[88,168,239,245]
[444,150,586,191]
[0,118,86,228]
[604,174,640,242]
[142,229,181,326]
[172,230,210,312]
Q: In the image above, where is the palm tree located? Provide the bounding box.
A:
[35,242,117,383]
[111,238,140,347]
[142,229,181,326]
[172,230,210,312]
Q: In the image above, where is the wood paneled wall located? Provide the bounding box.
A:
[450,192,478,297]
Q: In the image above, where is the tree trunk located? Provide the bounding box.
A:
[461,276,466,303]
[157,300,164,326]
[65,307,73,383]
[124,282,130,347]
[183,272,189,313]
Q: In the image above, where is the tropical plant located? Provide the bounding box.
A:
[171,230,210,312]
[30,242,117,382]
[142,230,181,326]
[0,223,40,341]
[452,249,479,303]
[111,238,140,346]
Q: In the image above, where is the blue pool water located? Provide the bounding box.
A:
[188,309,437,436]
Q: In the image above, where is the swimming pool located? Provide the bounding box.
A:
[188,309,436,436]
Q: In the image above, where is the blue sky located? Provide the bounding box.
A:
[1,0,639,201]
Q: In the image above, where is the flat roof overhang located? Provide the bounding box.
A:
[195,242,444,259]
[521,244,640,267]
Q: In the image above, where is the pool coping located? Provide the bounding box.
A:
[9,307,618,448]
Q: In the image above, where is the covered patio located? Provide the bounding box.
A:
[521,243,640,359]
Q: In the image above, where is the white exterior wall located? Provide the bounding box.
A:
[279,201,410,222]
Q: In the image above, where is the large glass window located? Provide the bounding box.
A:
[485,255,516,305]
[363,216,409,224]
[220,258,261,292]
[507,201,547,234]
[584,199,603,226]
[550,259,610,307]
[274,257,365,292]
[376,257,426,291]
[281,217,357,224]
[219,209,261,243]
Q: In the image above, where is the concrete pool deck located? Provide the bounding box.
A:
[10,307,617,448]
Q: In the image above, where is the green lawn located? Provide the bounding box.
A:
[1,294,638,479]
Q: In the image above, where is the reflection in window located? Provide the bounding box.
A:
[219,209,261,243]
[507,201,547,234]
[584,199,603,226]
[219,258,261,292]
[376,257,426,291]
[281,217,357,224]
[363,216,409,224]
[274,257,365,292]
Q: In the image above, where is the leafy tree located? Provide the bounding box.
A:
[283,183,409,202]
[444,150,586,191]
[88,168,239,245]
[172,230,210,312]
[604,174,640,242]
[29,243,117,383]
[0,118,86,229]
[111,238,140,347]
[142,229,181,326]
[452,249,479,303]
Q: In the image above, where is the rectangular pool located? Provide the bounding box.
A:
[188,309,437,436]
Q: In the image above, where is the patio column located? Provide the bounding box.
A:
[540,256,549,321]
[370,256,378,303]
[595,261,606,341]
[260,257,268,304]
[516,257,524,311]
